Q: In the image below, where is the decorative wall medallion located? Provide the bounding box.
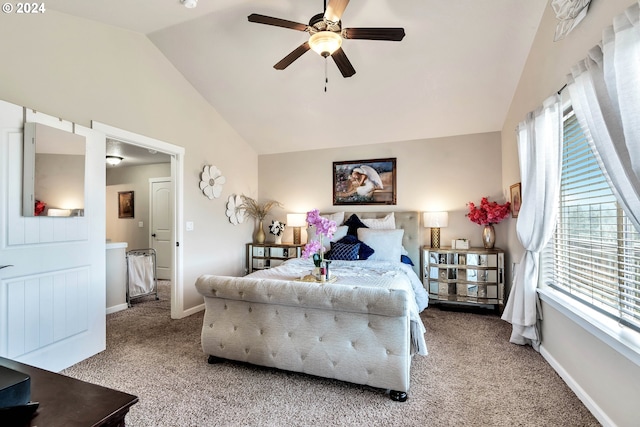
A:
[226,194,246,225]
[200,165,225,199]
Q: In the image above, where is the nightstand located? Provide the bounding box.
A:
[421,246,505,311]
[246,243,304,274]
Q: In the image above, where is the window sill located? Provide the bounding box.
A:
[537,287,640,368]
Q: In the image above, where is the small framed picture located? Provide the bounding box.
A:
[118,191,134,218]
[510,183,521,218]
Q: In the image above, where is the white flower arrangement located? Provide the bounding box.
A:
[269,220,286,236]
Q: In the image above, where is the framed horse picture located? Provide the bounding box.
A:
[333,158,397,205]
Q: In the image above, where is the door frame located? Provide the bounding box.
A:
[92,122,185,319]
[149,177,172,280]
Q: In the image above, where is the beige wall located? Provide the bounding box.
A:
[0,10,259,313]
[106,163,171,250]
[259,132,506,252]
[501,1,639,426]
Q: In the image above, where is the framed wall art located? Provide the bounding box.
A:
[510,183,521,218]
[118,191,135,218]
[333,158,397,205]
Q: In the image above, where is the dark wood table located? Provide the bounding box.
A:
[0,357,138,427]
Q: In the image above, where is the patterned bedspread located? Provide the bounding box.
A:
[249,258,429,355]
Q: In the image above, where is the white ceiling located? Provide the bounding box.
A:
[49,0,548,155]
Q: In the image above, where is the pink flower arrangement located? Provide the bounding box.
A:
[467,197,511,226]
[302,209,337,261]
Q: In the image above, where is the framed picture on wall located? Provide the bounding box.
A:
[118,191,134,218]
[333,158,397,205]
[510,183,521,218]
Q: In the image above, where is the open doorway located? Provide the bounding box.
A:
[94,121,185,319]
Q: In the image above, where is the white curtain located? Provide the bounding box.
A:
[501,95,562,350]
[566,1,640,232]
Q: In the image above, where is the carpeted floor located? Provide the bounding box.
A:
[62,282,600,426]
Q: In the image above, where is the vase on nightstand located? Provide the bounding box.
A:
[482,225,496,249]
[255,220,266,244]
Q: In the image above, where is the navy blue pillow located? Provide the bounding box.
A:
[336,235,375,260]
[344,214,368,236]
[401,255,414,266]
[326,242,361,261]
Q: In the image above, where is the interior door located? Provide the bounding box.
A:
[0,100,106,372]
[150,178,172,280]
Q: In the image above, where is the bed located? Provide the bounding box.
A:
[195,211,428,401]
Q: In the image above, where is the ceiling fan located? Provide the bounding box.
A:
[248,0,405,78]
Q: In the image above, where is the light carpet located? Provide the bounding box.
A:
[62,282,599,426]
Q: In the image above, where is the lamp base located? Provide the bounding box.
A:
[293,227,301,245]
[431,228,441,249]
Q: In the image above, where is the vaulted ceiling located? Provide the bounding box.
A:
[49,0,548,155]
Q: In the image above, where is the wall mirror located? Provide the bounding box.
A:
[23,122,86,217]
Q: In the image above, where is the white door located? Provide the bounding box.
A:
[0,100,106,372]
[150,178,172,280]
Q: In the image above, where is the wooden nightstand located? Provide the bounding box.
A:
[421,246,505,311]
[246,243,304,274]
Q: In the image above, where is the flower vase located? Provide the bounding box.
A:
[274,235,282,245]
[482,225,496,249]
[255,220,266,244]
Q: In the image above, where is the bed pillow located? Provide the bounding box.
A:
[307,225,348,252]
[336,235,375,260]
[344,214,368,236]
[357,228,404,263]
[326,242,361,261]
[361,212,395,229]
[321,211,345,226]
[401,255,414,266]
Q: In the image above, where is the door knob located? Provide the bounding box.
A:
[151,233,157,237]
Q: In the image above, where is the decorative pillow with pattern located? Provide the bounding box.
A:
[326,242,361,261]
[336,235,375,260]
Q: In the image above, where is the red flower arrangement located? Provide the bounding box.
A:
[467,197,511,226]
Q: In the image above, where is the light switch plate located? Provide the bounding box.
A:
[186,221,194,231]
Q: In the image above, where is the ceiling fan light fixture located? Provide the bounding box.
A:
[309,31,342,57]
[181,0,197,9]
[106,155,123,166]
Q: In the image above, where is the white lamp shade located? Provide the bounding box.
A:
[286,213,307,228]
[424,211,449,228]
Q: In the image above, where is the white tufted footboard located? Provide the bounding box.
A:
[195,275,412,397]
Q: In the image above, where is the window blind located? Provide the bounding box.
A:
[543,109,640,332]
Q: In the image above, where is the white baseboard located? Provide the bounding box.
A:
[106,303,128,315]
[539,344,616,427]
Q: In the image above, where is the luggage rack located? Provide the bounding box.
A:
[126,248,159,307]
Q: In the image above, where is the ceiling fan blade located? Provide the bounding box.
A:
[274,42,311,70]
[343,27,406,41]
[248,14,309,32]
[324,0,350,23]
[331,48,356,78]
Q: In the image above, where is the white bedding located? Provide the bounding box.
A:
[249,257,429,355]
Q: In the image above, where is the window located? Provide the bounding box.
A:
[543,108,640,332]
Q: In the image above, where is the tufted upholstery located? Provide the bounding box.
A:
[196,275,412,392]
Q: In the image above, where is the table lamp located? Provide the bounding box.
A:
[286,213,307,244]
[424,212,449,249]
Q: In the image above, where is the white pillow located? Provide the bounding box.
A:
[307,225,348,252]
[357,228,404,262]
[362,212,395,229]
[321,211,345,226]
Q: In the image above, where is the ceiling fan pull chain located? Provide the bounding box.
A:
[324,57,328,92]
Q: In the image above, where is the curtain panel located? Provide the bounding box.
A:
[501,95,562,350]
[566,1,640,232]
